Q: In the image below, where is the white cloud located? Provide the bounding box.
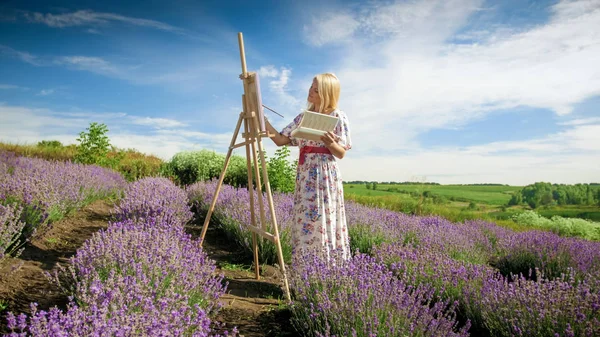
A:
[340,150,599,185]
[258,66,279,78]
[55,56,119,75]
[0,84,19,89]
[24,10,184,34]
[339,122,600,185]
[37,89,55,96]
[303,12,360,47]
[1,45,124,77]
[130,117,188,128]
[256,65,300,112]
[0,44,237,90]
[0,44,40,66]
[299,0,600,154]
[0,104,223,160]
[2,101,597,184]
[291,0,600,183]
[558,117,600,126]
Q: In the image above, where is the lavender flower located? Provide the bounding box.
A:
[187,181,600,337]
[0,203,25,260]
[113,177,193,228]
[479,272,600,336]
[65,218,226,315]
[290,250,471,337]
[187,179,294,264]
[0,151,125,241]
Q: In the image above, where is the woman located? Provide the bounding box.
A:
[264,73,352,261]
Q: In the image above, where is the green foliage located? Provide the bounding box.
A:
[167,147,297,193]
[518,182,599,208]
[74,122,111,165]
[507,191,522,206]
[346,183,522,205]
[512,210,600,241]
[114,151,163,182]
[167,150,247,187]
[37,140,63,148]
[491,247,572,282]
[265,146,297,193]
[348,224,388,255]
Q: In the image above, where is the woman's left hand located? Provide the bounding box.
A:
[321,131,339,146]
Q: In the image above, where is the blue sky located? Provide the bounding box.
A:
[1,0,599,185]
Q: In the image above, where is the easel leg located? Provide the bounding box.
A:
[243,97,261,280]
[250,142,262,279]
[253,116,292,302]
[199,112,244,246]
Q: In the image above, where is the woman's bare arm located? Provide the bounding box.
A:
[265,119,291,146]
[321,131,346,159]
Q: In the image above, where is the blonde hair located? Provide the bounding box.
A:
[308,73,340,113]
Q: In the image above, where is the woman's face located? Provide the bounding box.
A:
[307,78,321,108]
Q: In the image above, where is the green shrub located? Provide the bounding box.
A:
[167,150,247,187]
[74,122,111,165]
[167,147,297,192]
[512,210,600,240]
[37,140,63,148]
[265,146,296,193]
[348,224,389,255]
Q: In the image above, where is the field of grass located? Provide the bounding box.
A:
[346,183,522,205]
[344,183,600,224]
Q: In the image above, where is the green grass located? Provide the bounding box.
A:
[218,262,251,272]
[344,183,599,236]
[345,183,522,205]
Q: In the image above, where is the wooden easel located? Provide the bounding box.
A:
[198,32,291,302]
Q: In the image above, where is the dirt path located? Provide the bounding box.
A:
[1,201,296,336]
[0,199,114,330]
[189,223,296,337]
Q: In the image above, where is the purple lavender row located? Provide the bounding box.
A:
[187,181,600,337]
[374,240,600,336]
[187,181,470,335]
[186,180,600,280]
[6,220,226,336]
[113,177,194,228]
[0,151,126,248]
[290,251,470,336]
[0,203,25,261]
[5,178,234,336]
[187,179,295,264]
[0,151,124,215]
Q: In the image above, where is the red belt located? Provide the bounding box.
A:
[299,146,331,165]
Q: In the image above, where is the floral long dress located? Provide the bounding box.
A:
[280,109,352,260]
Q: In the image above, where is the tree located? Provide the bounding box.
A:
[372,182,378,190]
[553,188,567,205]
[508,192,522,206]
[75,122,111,165]
[586,185,595,205]
[266,146,297,193]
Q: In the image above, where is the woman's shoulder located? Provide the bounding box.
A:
[333,109,349,121]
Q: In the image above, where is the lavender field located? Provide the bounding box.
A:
[1,151,125,263]
[2,151,599,336]
[1,152,234,336]
[189,180,600,337]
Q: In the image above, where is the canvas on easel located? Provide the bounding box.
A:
[198,32,290,302]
